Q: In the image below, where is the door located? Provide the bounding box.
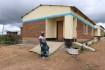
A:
[57,21,63,41]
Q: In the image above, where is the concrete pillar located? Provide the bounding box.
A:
[97,29,101,36]
[73,18,77,38]
[64,15,73,39]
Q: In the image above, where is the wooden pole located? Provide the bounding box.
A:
[1,25,4,41]
[2,25,4,36]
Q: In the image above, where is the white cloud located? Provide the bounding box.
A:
[96,22,105,28]
[0,24,4,34]
[0,24,20,35]
[0,0,105,34]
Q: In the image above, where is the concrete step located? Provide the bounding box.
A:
[67,48,79,55]
[72,42,95,52]
[30,41,64,55]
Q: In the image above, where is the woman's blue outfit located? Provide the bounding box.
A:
[39,36,49,57]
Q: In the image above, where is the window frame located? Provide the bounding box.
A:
[83,24,88,35]
[92,28,94,36]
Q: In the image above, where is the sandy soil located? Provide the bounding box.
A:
[0,39,105,70]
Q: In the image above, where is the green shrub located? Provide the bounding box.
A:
[80,63,99,70]
[80,46,84,51]
[0,35,20,45]
[104,32,105,37]
[85,42,88,46]
[92,40,95,44]
[78,46,84,53]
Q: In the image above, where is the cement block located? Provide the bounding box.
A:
[30,41,64,55]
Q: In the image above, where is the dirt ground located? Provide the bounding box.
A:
[0,39,105,70]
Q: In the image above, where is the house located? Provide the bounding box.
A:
[21,4,105,48]
[7,31,18,36]
[94,25,104,37]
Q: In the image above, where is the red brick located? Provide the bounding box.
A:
[101,30,104,37]
[77,20,94,39]
[21,20,45,38]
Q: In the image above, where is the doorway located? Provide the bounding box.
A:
[57,21,63,41]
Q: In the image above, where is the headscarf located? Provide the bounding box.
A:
[40,31,44,34]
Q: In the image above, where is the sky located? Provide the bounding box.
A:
[0,0,105,34]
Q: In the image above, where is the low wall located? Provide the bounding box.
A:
[77,39,91,43]
[22,37,39,45]
[82,37,105,46]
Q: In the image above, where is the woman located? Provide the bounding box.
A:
[39,31,49,58]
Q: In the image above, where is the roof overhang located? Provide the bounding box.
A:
[21,4,96,25]
[21,4,70,18]
[70,6,96,25]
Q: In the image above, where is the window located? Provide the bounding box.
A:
[84,24,88,34]
[92,28,94,36]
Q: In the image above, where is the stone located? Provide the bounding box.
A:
[67,48,79,55]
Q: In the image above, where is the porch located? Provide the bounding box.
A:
[45,16,77,42]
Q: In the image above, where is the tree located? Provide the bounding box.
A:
[104,32,105,37]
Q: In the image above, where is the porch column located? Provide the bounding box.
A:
[64,15,73,48]
[73,18,77,38]
[64,15,73,39]
[97,29,101,36]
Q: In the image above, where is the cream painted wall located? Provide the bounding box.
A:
[22,5,98,39]
[70,8,95,27]
[97,29,101,36]
[95,25,101,36]
[54,17,64,38]
[46,18,56,38]
[64,15,73,39]
[23,6,70,21]
[73,17,77,38]
[46,17,64,38]
[94,29,97,36]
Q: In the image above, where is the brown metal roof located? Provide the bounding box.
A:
[100,26,105,30]
[96,25,105,30]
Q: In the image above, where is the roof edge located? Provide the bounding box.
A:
[21,4,71,18]
[70,6,96,25]
[21,4,97,26]
[40,4,71,7]
[21,5,41,18]
[100,25,105,30]
[95,25,105,30]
